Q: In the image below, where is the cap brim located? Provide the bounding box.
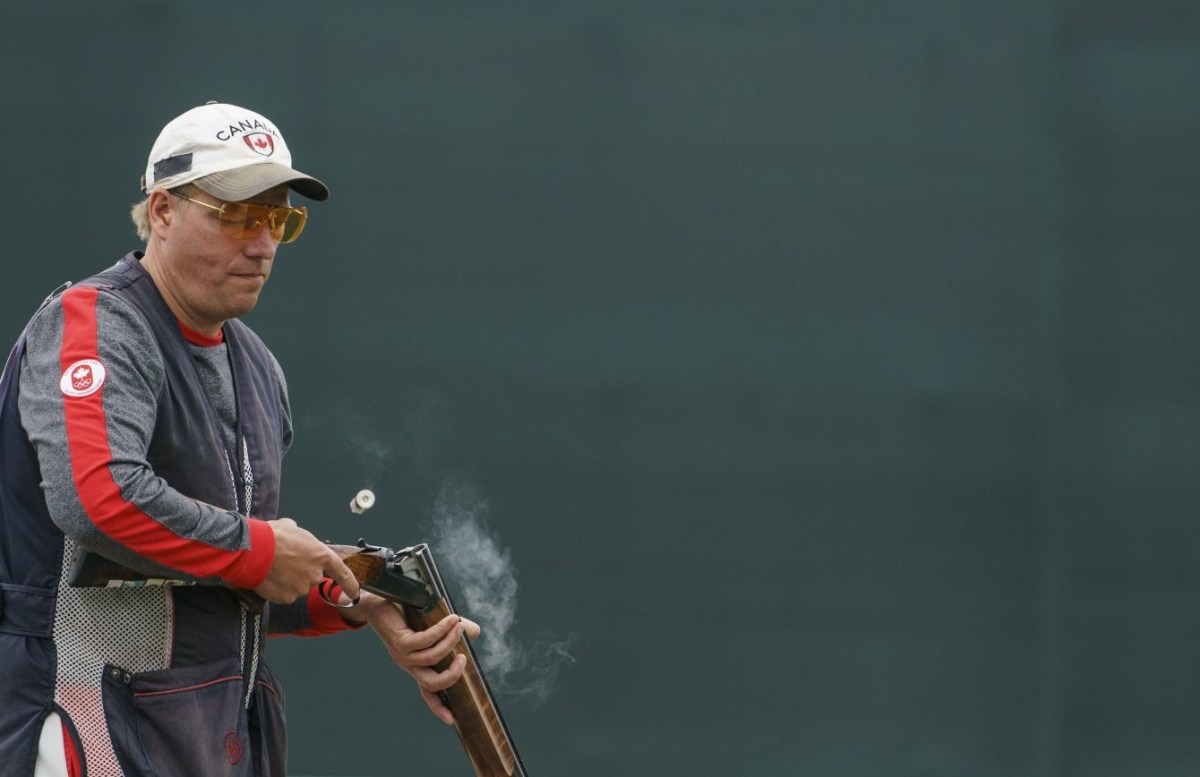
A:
[194,162,330,202]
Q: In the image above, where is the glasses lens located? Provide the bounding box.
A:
[215,203,306,244]
[216,202,267,240]
[275,207,307,244]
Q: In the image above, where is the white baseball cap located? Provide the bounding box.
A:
[141,101,329,201]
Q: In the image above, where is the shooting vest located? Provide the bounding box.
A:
[0,253,288,776]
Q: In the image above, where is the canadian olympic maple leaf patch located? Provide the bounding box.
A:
[243,132,275,157]
[60,359,106,398]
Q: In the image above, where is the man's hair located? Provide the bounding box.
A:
[129,198,151,242]
[129,184,199,242]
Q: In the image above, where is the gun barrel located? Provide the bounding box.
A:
[400,545,528,777]
[331,540,529,776]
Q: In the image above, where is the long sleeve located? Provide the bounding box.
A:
[18,285,274,588]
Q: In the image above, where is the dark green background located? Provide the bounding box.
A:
[3,2,1197,775]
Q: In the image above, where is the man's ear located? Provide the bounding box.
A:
[148,190,174,233]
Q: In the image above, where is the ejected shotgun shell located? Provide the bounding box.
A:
[350,489,376,514]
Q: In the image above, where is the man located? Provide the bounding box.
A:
[0,102,477,776]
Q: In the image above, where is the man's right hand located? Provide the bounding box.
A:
[253,518,361,605]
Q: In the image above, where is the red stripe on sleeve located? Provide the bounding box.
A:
[58,286,274,588]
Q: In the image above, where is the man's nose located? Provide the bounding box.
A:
[245,223,278,258]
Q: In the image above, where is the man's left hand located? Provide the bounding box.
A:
[340,592,481,725]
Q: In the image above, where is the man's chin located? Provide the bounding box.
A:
[225,293,263,320]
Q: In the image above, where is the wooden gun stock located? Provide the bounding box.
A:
[333,541,528,777]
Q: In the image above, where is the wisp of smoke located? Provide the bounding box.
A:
[306,405,393,486]
[429,477,578,705]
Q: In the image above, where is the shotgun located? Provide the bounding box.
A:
[68,540,529,776]
[328,540,529,777]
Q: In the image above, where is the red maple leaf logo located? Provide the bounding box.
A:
[243,133,274,156]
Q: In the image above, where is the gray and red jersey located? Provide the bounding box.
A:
[0,253,357,777]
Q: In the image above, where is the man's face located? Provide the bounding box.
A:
[155,185,290,334]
